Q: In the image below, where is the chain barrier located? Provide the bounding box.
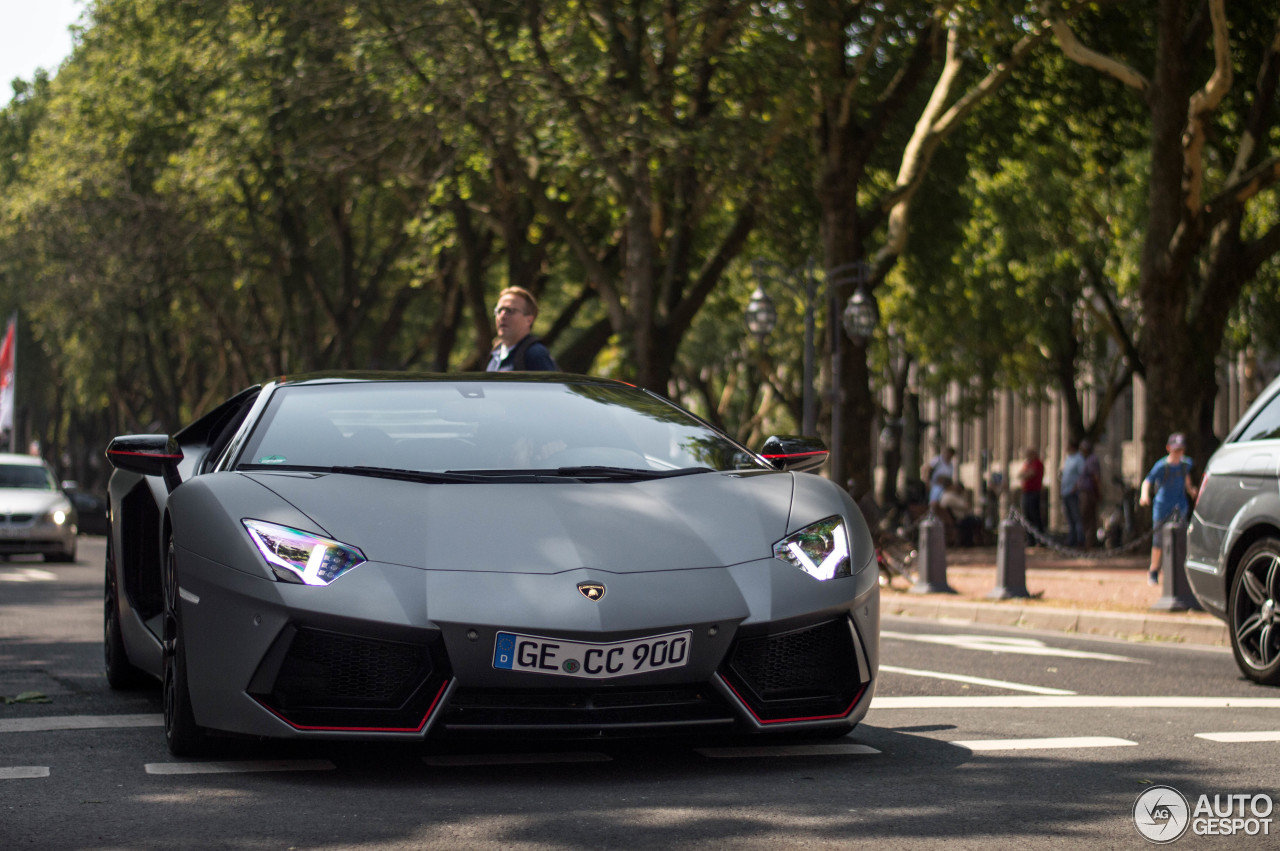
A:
[1005,506,1161,560]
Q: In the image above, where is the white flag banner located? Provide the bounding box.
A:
[0,316,14,436]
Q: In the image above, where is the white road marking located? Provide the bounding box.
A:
[696,743,881,758]
[951,736,1137,751]
[881,631,1142,663]
[145,760,335,775]
[873,696,1280,709]
[0,568,58,582]
[0,714,163,733]
[423,752,612,767]
[0,766,50,779]
[1195,730,1280,743]
[879,664,1075,695]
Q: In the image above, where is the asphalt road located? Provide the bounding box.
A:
[2,537,1278,849]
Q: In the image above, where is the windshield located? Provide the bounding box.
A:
[236,381,764,475]
[0,463,57,490]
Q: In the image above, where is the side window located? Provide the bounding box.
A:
[1237,392,1280,442]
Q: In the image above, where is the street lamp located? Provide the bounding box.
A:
[744,287,777,341]
[842,284,879,343]
[747,258,879,479]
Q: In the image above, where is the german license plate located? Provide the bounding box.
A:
[492,630,692,679]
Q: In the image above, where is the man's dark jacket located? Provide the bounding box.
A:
[486,335,558,371]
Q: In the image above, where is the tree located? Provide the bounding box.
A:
[1047,0,1280,470]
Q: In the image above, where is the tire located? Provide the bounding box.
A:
[1228,539,1280,686]
[104,545,148,690]
[162,539,208,756]
[45,546,77,564]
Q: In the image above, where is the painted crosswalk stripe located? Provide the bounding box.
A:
[0,766,50,779]
[696,743,881,758]
[0,568,58,582]
[880,631,1141,663]
[0,714,163,734]
[144,760,335,775]
[1195,730,1280,743]
[879,664,1075,695]
[873,696,1280,709]
[423,752,611,767]
[952,736,1137,751]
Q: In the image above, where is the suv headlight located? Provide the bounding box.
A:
[243,519,366,585]
[773,516,852,581]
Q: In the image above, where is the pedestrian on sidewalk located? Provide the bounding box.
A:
[1138,432,1198,586]
[1017,446,1045,536]
[1078,439,1102,548]
[1059,439,1084,547]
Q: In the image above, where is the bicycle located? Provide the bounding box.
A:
[875,527,918,588]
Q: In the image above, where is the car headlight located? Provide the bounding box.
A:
[773,516,851,581]
[242,519,366,586]
[44,506,70,526]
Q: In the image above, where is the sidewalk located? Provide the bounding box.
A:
[879,545,1229,647]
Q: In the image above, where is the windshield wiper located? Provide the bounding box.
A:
[551,465,714,481]
[246,464,713,484]
[329,466,493,484]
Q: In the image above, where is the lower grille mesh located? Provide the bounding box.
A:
[275,629,426,704]
[722,617,865,722]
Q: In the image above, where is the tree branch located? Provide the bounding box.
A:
[1045,2,1150,94]
[1183,0,1232,215]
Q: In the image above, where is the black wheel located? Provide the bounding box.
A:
[104,542,147,689]
[46,545,77,564]
[1228,539,1280,686]
[162,539,208,756]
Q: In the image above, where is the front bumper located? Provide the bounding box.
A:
[174,548,879,740]
[0,517,76,555]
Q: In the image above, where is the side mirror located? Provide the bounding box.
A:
[760,435,829,473]
[107,435,184,493]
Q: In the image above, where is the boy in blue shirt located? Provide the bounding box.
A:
[1138,433,1198,585]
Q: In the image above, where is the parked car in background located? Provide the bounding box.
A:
[61,482,109,536]
[1187,373,1280,685]
[103,372,879,756]
[0,453,78,562]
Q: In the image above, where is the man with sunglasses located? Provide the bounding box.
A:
[486,286,558,372]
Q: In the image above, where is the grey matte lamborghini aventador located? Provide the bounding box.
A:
[104,373,879,755]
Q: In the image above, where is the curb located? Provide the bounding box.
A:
[881,594,1229,647]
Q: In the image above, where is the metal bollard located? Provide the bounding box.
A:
[1151,521,1201,612]
[911,513,955,594]
[989,518,1030,599]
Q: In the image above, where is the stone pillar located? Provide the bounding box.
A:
[989,518,1030,599]
[911,513,955,594]
[1151,521,1202,612]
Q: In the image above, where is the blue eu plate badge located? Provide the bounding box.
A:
[493,633,517,669]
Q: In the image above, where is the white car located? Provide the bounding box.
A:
[0,453,77,562]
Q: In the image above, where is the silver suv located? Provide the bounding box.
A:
[1187,375,1280,685]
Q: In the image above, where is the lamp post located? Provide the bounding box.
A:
[748,259,821,436]
[826,261,876,486]
[747,258,879,485]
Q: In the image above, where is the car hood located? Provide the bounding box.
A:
[245,470,796,574]
[0,488,67,515]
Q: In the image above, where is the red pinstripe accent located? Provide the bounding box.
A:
[721,676,866,724]
[108,450,183,460]
[257,678,450,733]
[762,450,828,459]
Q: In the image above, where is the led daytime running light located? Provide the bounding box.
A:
[773,516,851,581]
[242,519,366,586]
